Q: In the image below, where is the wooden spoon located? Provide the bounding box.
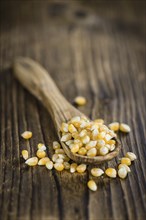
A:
[13,57,121,164]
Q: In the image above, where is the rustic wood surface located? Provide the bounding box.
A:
[0,1,146,220]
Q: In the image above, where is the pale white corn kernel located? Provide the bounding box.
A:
[36,150,46,158]
[104,134,112,142]
[78,147,87,155]
[85,141,97,150]
[61,133,72,142]
[38,157,50,165]
[87,180,97,191]
[71,116,81,123]
[22,150,29,160]
[46,161,53,170]
[125,152,137,161]
[25,157,38,166]
[53,141,61,150]
[99,125,108,132]
[120,123,131,133]
[105,144,111,150]
[65,140,74,146]
[21,131,32,139]
[76,164,87,173]
[68,124,77,133]
[97,140,105,148]
[64,162,71,170]
[105,168,117,178]
[110,144,116,151]
[52,154,59,162]
[74,139,83,147]
[70,144,80,154]
[55,149,65,154]
[91,168,104,177]
[108,122,120,131]
[118,164,131,173]
[61,122,69,132]
[37,143,47,151]
[55,158,64,164]
[79,129,87,137]
[92,128,99,140]
[99,146,109,156]
[74,96,86,106]
[54,163,64,171]
[70,163,77,173]
[118,168,128,179]
[80,121,88,128]
[82,135,90,144]
[87,148,97,157]
[91,123,99,131]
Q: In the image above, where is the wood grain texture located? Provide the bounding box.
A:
[0,1,146,220]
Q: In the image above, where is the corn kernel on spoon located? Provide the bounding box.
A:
[13,57,121,164]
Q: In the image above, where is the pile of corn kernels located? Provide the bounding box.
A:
[21,117,137,192]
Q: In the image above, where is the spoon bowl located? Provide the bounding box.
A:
[13,57,121,164]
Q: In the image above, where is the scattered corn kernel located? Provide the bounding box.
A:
[22,150,29,160]
[36,150,46,158]
[25,157,38,166]
[55,149,64,154]
[120,123,131,133]
[55,158,64,164]
[105,168,117,178]
[87,180,97,191]
[91,168,104,177]
[52,154,59,162]
[21,131,32,139]
[76,164,87,173]
[64,162,71,170]
[118,164,131,173]
[37,143,47,151]
[118,168,128,179]
[38,157,50,165]
[74,96,86,106]
[121,157,131,166]
[46,161,53,170]
[70,163,77,173]
[108,122,119,131]
[53,141,61,150]
[54,163,64,171]
[125,152,137,161]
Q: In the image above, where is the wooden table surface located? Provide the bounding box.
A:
[0,1,146,220]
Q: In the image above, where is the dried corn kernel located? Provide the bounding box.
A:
[21,131,32,139]
[87,148,97,157]
[120,123,131,133]
[54,163,64,171]
[85,141,97,150]
[121,157,131,166]
[22,150,29,160]
[61,123,69,132]
[99,146,109,156]
[55,149,64,154]
[53,141,61,150]
[105,168,117,178]
[74,96,86,106]
[118,164,131,173]
[36,150,46,158]
[64,162,70,169]
[76,164,87,173]
[61,133,72,142]
[125,152,137,161]
[82,135,90,144]
[79,129,87,137]
[91,168,104,177]
[97,140,105,148]
[94,119,104,124]
[70,144,79,154]
[68,124,77,133]
[110,144,116,151]
[87,180,97,191]
[65,140,74,146]
[55,158,64,163]
[37,143,47,151]
[25,157,38,166]
[70,163,77,173]
[104,134,112,142]
[78,147,87,155]
[52,154,59,162]
[46,161,53,170]
[38,157,50,165]
[97,132,106,139]
[118,168,128,179]
[107,139,116,145]
[108,122,119,131]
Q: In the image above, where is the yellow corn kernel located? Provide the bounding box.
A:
[99,146,109,156]
[38,157,50,165]
[53,141,61,150]
[21,131,32,139]
[92,128,99,140]
[107,139,116,145]
[37,143,47,151]
[25,157,38,166]
[85,141,97,150]
[65,140,74,147]
[118,168,128,179]
[79,129,87,137]
[82,135,90,144]
[60,122,69,132]
[71,116,81,128]
[108,122,120,131]
[104,134,112,142]
[68,124,77,133]
[76,164,87,173]
[70,144,80,154]
[99,125,108,132]
[97,132,106,139]
[55,149,64,154]
[64,162,71,170]
[105,168,117,178]
[125,152,137,161]
[46,161,54,170]
[121,157,131,166]
[97,140,105,148]
[70,163,77,173]
[74,96,86,106]
[120,123,131,133]
[78,147,87,156]
[87,147,97,157]
[87,180,97,191]
[94,119,104,124]
[61,133,72,142]
[72,132,79,139]
[118,164,131,173]
[74,139,83,148]
[22,150,29,160]
[110,144,116,151]
[91,168,104,177]
[36,150,46,158]
[54,163,64,171]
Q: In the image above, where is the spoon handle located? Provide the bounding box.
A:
[13,57,82,132]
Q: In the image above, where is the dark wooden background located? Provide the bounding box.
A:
[0,1,146,220]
